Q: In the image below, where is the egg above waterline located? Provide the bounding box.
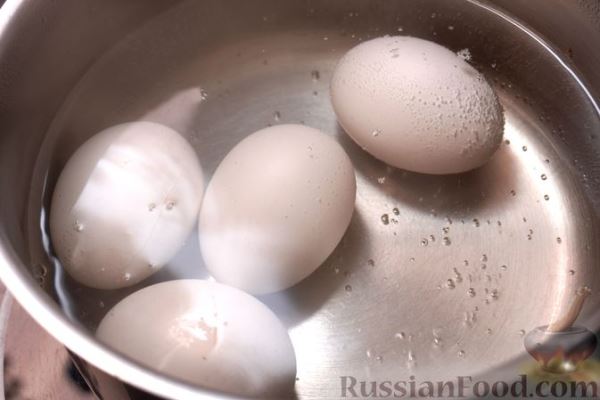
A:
[331,36,504,174]
[50,121,204,289]
[96,280,297,397]
[199,124,356,295]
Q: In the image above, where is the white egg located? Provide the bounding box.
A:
[331,36,504,175]
[199,124,356,295]
[96,280,296,397]
[50,122,204,289]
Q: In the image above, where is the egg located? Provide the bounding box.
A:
[199,124,356,295]
[50,121,204,289]
[96,280,296,397]
[331,36,504,174]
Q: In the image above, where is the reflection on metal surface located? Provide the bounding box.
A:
[0,285,92,400]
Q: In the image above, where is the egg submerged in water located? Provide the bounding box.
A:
[199,124,357,295]
[96,280,296,397]
[331,36,504,175]
[50,121,204,289]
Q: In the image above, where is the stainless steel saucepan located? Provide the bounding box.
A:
[0,0,599,399]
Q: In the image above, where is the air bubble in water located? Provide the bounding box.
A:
[74,221,84,232]
[453,268,463,283]
[456,48,472,61]
[467,288,476,297]
[446,279,456,289]
[381,214,390,225]
[345,284,353,293]
[421,238,429,247]
[311,70,320,81]
[443,237,451,246]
